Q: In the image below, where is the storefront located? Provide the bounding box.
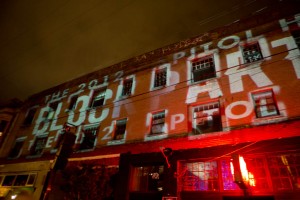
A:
[117,137,300,200]
[0,161,51,200]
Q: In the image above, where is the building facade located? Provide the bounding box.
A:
[1,7,300,200]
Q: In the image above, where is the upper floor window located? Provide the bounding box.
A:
[252,90,279,118]
[151,111,165,135]
[47,101,59,120]
[191,102,222,135]
[154,68,167,88]
[242,42,263,64]
[23,107,38,125]
[79,126,99,151]
[8,138,25,159]
[113,118,127,140]
[0,120,9,147]
[29,135,47,156]
[68,95,78,111]
[122,78,133,97]
[291,29,300,49]
[0,120,8,136]
[90,88,106,108]
[191,55,216,83]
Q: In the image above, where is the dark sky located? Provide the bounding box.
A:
[1,0,299,107]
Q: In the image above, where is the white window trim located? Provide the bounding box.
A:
[187,50,220,85]
[8,136,27,159]
[77,124,99,152]
[107,118,127,145]
[27,134,48,158]
[239,36,270,65]
[23,105,39,125]
[250,88,286,126]
[150,63,171,91]
[116,75,136,100]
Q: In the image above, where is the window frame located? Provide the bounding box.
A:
[251,89,280,118]
[178,159,219,192]
[121,78,134,97]
[78,125,99,151]
[68,95,78,111]
[23,106,38,125]
[29,135,48,157]
[113,118,127,141]
[190,101,222,135]
[190,54,216,83]
[241,42,264,64]
[46,101,59,120]
[89,87,107,109]
[8,137,26,159]
[291,28,300,49]
[150,110,166,135]
[150,63,171,91]
[129,164,165,192]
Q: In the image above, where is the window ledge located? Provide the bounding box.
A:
[144,133,167,141]
[107,139,125,146]
[26,154,43,159]
[189,76,217,86]
[50,149,58,154]
[242,59,264,67]
[252,115,287,126]
[76,148,94,153]
[151,85,166,91]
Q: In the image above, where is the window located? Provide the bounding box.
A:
[252,90,279,118]
[8,139,25,158]
[0,120,8,135]
[154,68,167,88]
[130,165,164,192]
[14,175,28,186]
[242,42,263,63]
[0,173,36,187]
[29,136,47,156]
[113,119,127,140]
[191,55,216,83]
[23,107,37,125]
[267,154,300,190]
[90,88,106,108]
[68,95,78,110]
[26,174,36,186]
[221,160,240,190]
[192,102,222,134]
[79,126,98,150]
[151,111,165,135]
[122,78,133,96]
[179,160,219,191]
[47,101,59,120]
[2,175,16,186]
[0,120,9,147]
[291,29,300,49]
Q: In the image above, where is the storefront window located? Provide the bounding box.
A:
[130,165,164,192]
[267,154,300,190]
[179,161,219,191]
[221,160,240,190]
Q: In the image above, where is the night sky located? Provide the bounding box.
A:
[0,0,296,107]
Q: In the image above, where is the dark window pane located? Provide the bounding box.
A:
[242,42,263,63]
[122,79,133,96]
[14,175,28,186]
[154,68,167,88]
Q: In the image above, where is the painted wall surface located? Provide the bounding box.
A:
[5,14,300,158]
